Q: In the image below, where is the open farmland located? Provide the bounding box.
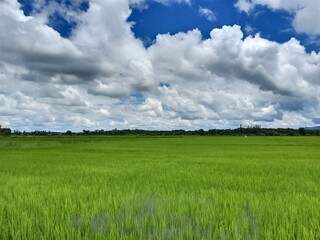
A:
[0,136,319,239]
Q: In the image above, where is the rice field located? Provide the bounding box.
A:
[0,136,319,239]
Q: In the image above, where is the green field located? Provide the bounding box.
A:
[0,136,319,239]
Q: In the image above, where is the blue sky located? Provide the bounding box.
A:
[0,0,319,131]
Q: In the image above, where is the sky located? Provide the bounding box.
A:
[0,0,319,131]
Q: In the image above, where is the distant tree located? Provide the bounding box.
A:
[0,126,12,136]
[66,130,72,135]
[13,130,22,135]
[82,130,90,135]
[298,128,306,136]
[195,129,205,136]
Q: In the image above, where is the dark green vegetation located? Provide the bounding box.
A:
[0,136,319,239]
[0,126,11,136]
[12,126,320,136]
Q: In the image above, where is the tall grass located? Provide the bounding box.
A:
[0,136,319,239]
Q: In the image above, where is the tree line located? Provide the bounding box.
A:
[0,125,11,136]
[9,126,320,137]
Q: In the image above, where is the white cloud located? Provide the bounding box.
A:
[235,0,320,35]
[199,7,217,22]
[244,25,255,35]
[0,0,319,131]
[153,0,191,6]
[293,4,320,35]
[148,25,320,127]
[130,0,191,9]
[234,0,254,14]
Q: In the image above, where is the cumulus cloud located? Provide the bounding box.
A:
[235,0,320,35]
[148,25,320,127]
[0,0,319,131]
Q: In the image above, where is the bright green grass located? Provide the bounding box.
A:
[0,136,319,239]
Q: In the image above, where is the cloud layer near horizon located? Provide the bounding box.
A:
[0,0,319,131]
